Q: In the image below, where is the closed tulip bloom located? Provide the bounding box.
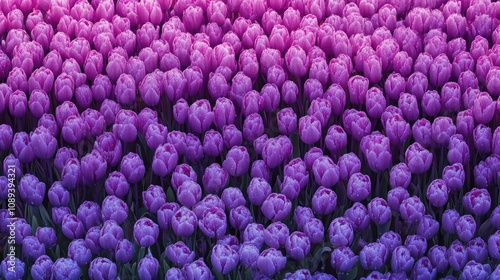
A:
[396,93,419,122]
[197,206,226,239]
[222,146,250,177]
[390,246,414,273]
[29,66,55,95]
[168,165,196,193]
[285,45,308,78]
[0,125,14,153]
[307,99,330,129]
[311,186,337,215]
[60,157,82,190]
[409,118,431,148]
[151,143,178,177]
[80,109,104,139]
[442,209,460,234]
[113,110,138,143]
[360,243,388,271]
[324,125,347,156]
[136,255,159,280]
[31,255,53,280]
[260,48,283,78]
[22,236,45,261]
[405,142,433,174]
[425,245,448,274]
[164,241,195,268]
[50,258,80,280]
[363,87,386,119]
[368,198,391,225]
[208,244,238,275]
[7,67,29,94]
[242,113,264,142]
[343,202,370,231]
[98,196,127,227]
[187,99,214,135]
[328,218,354,247]
[473,124,492,154]
[89,258,117,280]
[8,90,27,118]
[327,246,358,274]
[346,172,371,202]
[61,115,86,145]
[448,134,470,165]
[283,231,310,261]
[385,114,410,146]
[67,239,92,266]
[460,261,490,280]
[51,207,71,227]
[400,196,425,223]
[171,207,198,237]
[455,215,476,243]
[244,177,272,207]
[82,226,101,255]
[420,90,441,117]
[456,109,475,138]
[299,218,323,245]
[360,132,392,172]
[361,54,383,83]
[432,116,456,147]
[415,214,439,240]
[428,53,452,87]
[254,248,287,278]
[486,67,500,96]
[299,116,321,144]
[133,218,159,248]
[61,214,86,240]
[388,163,411,189]
[425,179,449,208]
[138,185,165,215]
[448,240,468,271]
[98,99,120,127]
[18,174,46,207]
[491,206,500,230]
[463,188,491,216]
[439,82,461,114]
[176,181,202,208]
[304,79,324,102]
[467,238,489,264]
[46,182,69,208]
[405,235,428,260]
[472,92,495,124]
[143,123,167,151]
[91,74,113,103]
[312,156,340,188]
[120,152,145,184]
[474,160,493,189]
[387,187,410,212]
[93,132,122,167]
[108,234,131,264]
[261,193,292,222]
[381,73,405,101]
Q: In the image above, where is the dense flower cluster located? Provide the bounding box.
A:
[0,0,500,279]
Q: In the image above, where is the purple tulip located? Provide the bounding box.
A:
[463,188,491,216]
[400,196,425,224]
[171,207,198,237]
[51,258,79,280]
[89,258,117,280]
[328,218,354,248]
[256,248,287,276]
[261,193,292,222]
[222,146,250,177]
[360,243,388,271]
[210,244,238,275]
[368,198,391,225]
[133,218,159,248]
